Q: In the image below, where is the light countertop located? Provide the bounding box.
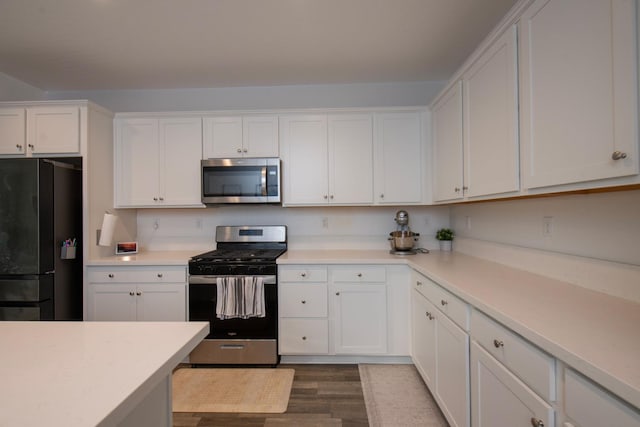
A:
[279,249,640,410]
[0,321,208,427]
[87,250,201,266]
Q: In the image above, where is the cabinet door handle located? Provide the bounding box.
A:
[454,187,460,192]
[157,273,163,278]
[357,273,362,277]
[16,144,22,150]
[237,148,242,153]
[302,336,307,341]
[153,197,158,201]
[108,273,114,278]
[440,299,448,306]
[380,194,384,199]
[129,291,135,296]
[425,311,434,320]
[159,197,164,201]
[301,300,306,304]
[136,291,142,296]
[28,144,34,150]
[530,418,544,427]
[242,148,248,153]
[323,195,328,199]
[462,186,468,191]
[335,292,340,296]
[300,272,306,278]
[416,281,422,286]
[611,151,627,160]
[493,339,504,348]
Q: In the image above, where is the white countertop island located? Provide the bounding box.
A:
[0,321,208,427]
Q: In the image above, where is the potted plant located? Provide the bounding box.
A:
[436,228,454,251]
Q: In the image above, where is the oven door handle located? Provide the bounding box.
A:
[189,275,277,285]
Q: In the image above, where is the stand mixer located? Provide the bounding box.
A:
[388,210,423,255]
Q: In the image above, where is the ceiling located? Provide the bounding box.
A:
[0,0,517,91]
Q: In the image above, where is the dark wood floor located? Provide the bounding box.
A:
[173,364,369,427]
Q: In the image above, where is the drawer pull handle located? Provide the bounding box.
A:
[416,281,422,286]
[611,151,627,160]
[530,418,544,427]
[129,291,134,296]
[302,336,307,341]
[425,311,434,320]
[136,291,142,296]
[108,274,114,278]
[16,144,22,150]
[336,292,340,296]
[157,273,163,278]
[301,300,306,304]
[440,300,448,306]
[301,272,306,277]
[493,339,504,348]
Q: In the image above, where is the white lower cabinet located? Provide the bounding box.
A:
[471,341,554,427]
[331,267,387,355]
[411,271,470,427]
[563,367,640,427]
[86,266,187,321]
[279,265,397,357]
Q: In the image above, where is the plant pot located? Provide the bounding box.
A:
[439,240,452,252]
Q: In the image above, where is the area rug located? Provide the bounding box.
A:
[359,364,448,427]
[172,368,295,413]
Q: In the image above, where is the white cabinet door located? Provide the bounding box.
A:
[159,117,203,206]
[463,25,519,198]
[136,284,186,321]
[116,118,160,206]
[432,82,464,202]
[374,112,423,204]
[27,106,80,154]
[411,288,437,388]
[436,306,470,427]
[0,108,26,155]
[332,283,387,354]
[243,115,279,157]
[519,0,638,189]
[471,342,554,427]
[328,114,373,204]
[202,116,243,158]
[280,115,329,205]
[88,284,137,321]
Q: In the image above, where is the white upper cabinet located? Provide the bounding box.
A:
[203,115,278,158]
[280,113,373,206]
[115,117,203,208]
[0,108,26,155]
[463,25,519,198]
[432,82,464,202]
[519,0,638,189]
[374,111,423,204]
[0,106,80,156]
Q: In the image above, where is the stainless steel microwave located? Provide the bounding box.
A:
[201,158,281,204]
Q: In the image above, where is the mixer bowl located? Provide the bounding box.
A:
[389,230,420,251]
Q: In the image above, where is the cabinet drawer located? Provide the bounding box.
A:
[564,368,640,427]
[332,267,386,283]
[471,309,555,402]
[279,266,328,283]
[414,273,468,330]
[87,266,186,283]
[279,283,327,317]
[279,318,329,354]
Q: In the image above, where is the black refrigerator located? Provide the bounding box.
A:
[0,158,83,320]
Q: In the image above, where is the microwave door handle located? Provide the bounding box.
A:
[261,166,267,196]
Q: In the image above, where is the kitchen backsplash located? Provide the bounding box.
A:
[136,205,451,252]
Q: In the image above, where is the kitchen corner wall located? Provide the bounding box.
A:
[451,189,640,267]
[136,206,451,252]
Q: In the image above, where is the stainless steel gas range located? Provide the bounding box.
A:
[187,225,286,365]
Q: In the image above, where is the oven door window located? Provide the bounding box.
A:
[189,282,277,339]
[202,166,267,197]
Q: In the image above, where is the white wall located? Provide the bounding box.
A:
[136,205,450,252]
[0,72,45,101]
[450,189,640,266]
[45,81,445,112]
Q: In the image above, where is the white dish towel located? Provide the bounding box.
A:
[216,276,265,320]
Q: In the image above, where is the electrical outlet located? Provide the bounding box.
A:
[542,216,553,237]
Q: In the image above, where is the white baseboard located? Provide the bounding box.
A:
[454,237,640,304]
